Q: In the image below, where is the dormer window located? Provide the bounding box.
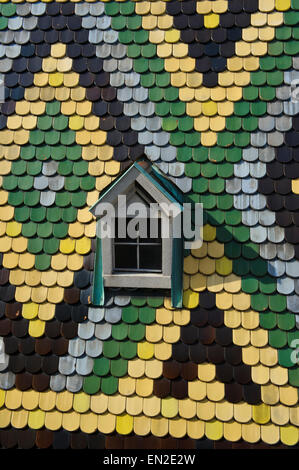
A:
[89,160,184,308]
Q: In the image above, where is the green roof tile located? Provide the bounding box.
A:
[100,376,118,395]
[93,357,110,377]
[83,375,101,395]
[103,340,120,359]
[110,358,128,377]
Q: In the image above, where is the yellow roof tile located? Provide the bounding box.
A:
[252,403,271,424]
[15,285,31,303]
[38,303,55,321]
[280,386,298,406]
[84,222,96,238]
[33,72,48,87]
[5,389,22,410]
[76,101,92,116]
[42,57,57,73]
[80,412,98,434]
[212,0,228,13]
[215,401,234,422]
[143,395,161,417]
[28,409,45,430]
[49,72,64,87]
[259,0,275,11]
[39,390,56,412]
[155,307,172,325]
[233,402,251,423]
[47,286,64,303]
[98,413,116,434]
[45,410,62,431]
[161,397,178,418]
[234,71,251,87]
[242,346,259,366]
[57,57,72,73]
[154,341,172,361]
[260,346,277,367]
[142,15,157,30]
[61,100,76,116]
[178,398,197,419]
[184,255,199,275]
[235,41,251,57]
[18,252,35,270]
[169,418,187,438]
[116,414,133,435]
[137,341,154,360]
[215,257,232,276]
[223,421,242,442]
[290,407,299,426]
[136,2,151,15]
[251,328,268,347]
[205,419,223,441]
[56,270,73,287]
[128,358,145,378]
[157,14,173,30]
[15,100,30,115]
[40,87,55,102]
[28,318,45,338]
[280,425,299,446]
[51,43,66,59]
[30,101,45,116]
[267,11,284,26]
[108,395,126,415]
[11,409,28,430]
[163,324,180,343]
[3,144,20,161]
[31,286,48,303]
[262,384,279,407]
[40,270,57,287]
[151,1,166,15]
[196,400,215,421]
[173,44,188,59]
[198,363,215,382]
[70,87,86,102]
[145,359,163,379]
[232,327,250,347]
[270,366,288,386]
[206,381,225,402]
[126,396,143,416]
[173,309,190,326]
[0,204,13,220]
[62,411,80,432]
[188,380,207,401]
[90,130,107,146]
[180,57,195,72]
[187,419,205,439]
[271,404,289,426]
[0,236,12,253]
[136,377,153,397]
[133,415,151,436]
[201,131,217,147]
[275,0,291,10]
[0,409,11,429]
[183,289,199,309]
[67,253,84,271]
[26,270,42,287]
[145,324,163,343]
[223,274,241,293]
[56,391,73,412]
[75,236,91,255]
[241,422,260,443]
[261,423,280,445]
[22,302,38,320]
[55,87,70,102]
[233,293,251,311]
[90,393,109,414]
[0,389,5,408]
[73,392,90,414]
[151,416,168,437]
[197,1,213,14]
[216,291,233,310]
[51,253,68,271]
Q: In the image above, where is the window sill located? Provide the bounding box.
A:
[104,273,171,289]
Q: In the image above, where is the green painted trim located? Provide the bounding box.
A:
[134,162,184,210]
[171,236,183,308]
[151,164,184,204]
[92,237,105,306]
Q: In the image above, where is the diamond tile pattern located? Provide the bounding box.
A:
[0,0,299,450]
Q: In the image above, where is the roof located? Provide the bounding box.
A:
[0,0,298,450]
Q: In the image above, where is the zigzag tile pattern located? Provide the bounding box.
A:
[0,0,299,449]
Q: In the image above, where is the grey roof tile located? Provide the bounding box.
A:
[234,194,250,210]
[85,338,103,357]
[138,131,153,145]
[82,16,97,29]
[287,294,299,313]
[78,321,95,340]
[50,373,66,392]
[283,100,299,116]
[250,194,267,210]
[276,85,291,100]
[118,57,133,73]
[110,71,125,88]
[168,162,185,178]
[286,260,299,278]
[153,132,170,147]
[42,161,58,176]
[260,242,277,260]
[267,101,283,115]
[249,162,266,178]
[160,145,177,162]
[241,177,258,194]
[14,30,30,44]
[8,17,23,31]
[243,147,258,162]
[250,132,267,147]
[76,355,94,376]
[111,44,127,59]
[277,276,294,295]
[48,175,65,191]
[114,295,131,306]
[68,338,85,358]
[124,72,140,87]
[88,307,105,323]
[258,116,275,132]
[293,56,299,70]
[40,190,56,207]
[268,226,285,243]
[105,306,122,323]
[268,259,286,277]
[267,131,284,147]
[31,2,46,15]
[144,145,160,161]
[131,116,146,131]
[171,176,192,193]
[139,101,155,117]
[0,31,14,45]
[242,210,259,227]
[226,178,241,194]
[133,87,148,103]
[89,29,104,44]
[146,116,162,132]
[0,59,12,73]
[103,29,118,44]
[258,210,276,226]
[75,3,90,16]
[96,44,111,58]
[277,243,295,261]
[234,161,249,178]
[103,58,118,73]
[96,16,111,30]
[90,3,105,16]
[95,322,112,340]
[258,147,275,163]
[58,356,76,376]
[34,175,49,191]
[66,374,83,393]
[23,16,38,31]
[117,87,133,102]
[275,116,292,132]
[16,3,32,16]
[0,372,15,390]
[5,45,21,59]
[124,101,139,117]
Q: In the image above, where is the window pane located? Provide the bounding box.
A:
[114,245,137,270]
[115,218,136,244]
[140,218,162,244]
[139,245,162,271]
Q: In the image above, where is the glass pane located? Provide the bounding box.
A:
[139,245,162,271]
[115,218,136,243]
[114,244,137,270]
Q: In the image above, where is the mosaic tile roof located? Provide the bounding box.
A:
[0,0,299,449]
